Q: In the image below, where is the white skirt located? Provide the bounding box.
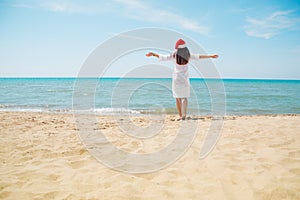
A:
[172,71,190,98]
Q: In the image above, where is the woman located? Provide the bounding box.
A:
[146,39,218,120]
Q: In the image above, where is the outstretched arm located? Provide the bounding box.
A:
[146,52,159,58]
[146,52,174,61]
[199,54,218,59]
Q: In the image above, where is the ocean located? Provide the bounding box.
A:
[0,78,299,115]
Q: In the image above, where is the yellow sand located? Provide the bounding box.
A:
[0,112,299,199]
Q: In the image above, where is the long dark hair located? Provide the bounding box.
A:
[176,47,190,65]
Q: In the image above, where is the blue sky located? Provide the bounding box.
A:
[1,0,300,79]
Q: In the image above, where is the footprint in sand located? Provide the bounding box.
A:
[288,150,300,158]
[289,168,300,175]
[69,160,89,169]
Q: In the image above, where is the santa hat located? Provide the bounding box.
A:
[175,39,186,49]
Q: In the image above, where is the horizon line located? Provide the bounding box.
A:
[0,76,300,81]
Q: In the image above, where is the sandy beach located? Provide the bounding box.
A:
[0,112,299,199]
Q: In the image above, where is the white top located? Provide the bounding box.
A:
[158,53,200,98]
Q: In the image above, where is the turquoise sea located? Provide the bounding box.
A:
[0,78,299,115]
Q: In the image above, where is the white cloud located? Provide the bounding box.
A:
[113,0,210,35]
[39,1,104,14]
[10,0,209,35]
[42,2,68,12]
[11,0,107,14]
[244,10,300,39]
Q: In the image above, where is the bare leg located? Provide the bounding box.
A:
[176,98,182,118]
[181,98,188,120]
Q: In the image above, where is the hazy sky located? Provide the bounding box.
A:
[1,0,300,79]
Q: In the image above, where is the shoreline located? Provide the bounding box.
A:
[1,110,299,117]
[1,112,299,199]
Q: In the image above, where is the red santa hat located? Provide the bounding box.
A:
[175,39,186,49]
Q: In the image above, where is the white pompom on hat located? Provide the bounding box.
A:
[175,39,186,49]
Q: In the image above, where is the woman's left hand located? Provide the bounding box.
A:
[211,54,219,59]
[146,52,154,57]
